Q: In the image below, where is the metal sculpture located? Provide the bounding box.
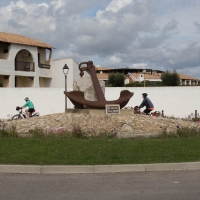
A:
[64,60,133,109]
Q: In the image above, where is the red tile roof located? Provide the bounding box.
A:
[179,73,199,80]
[0,32,54,49]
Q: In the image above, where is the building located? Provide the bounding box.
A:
[0,32,80,89]
[0,31,199,88]
[96,67,200,86]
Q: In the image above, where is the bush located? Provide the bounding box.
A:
[0,126,18,138]
[161,70,180,86]
[108,73,125,87]
[158,125,200,139]
[0,82,3,87]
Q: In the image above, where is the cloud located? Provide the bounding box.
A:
[109,56,121,63]
[132,63,147,68]
[0,0,200,78]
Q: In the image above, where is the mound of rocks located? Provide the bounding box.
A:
[3,112,199,138]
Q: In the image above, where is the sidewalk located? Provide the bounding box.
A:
[0,162,200,174]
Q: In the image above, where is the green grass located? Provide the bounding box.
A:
[0,137,200,165]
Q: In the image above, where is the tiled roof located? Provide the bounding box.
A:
[96,73,109,79]
[0,32,54,49]
[128,73,161,80]
[144,73,161,79]
[179,73,199,80]
[95,67,113,71]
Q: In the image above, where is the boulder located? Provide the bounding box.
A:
[73,77,105,101]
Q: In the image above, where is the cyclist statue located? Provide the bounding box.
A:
[21,97,35,117]
[139,93,154,115]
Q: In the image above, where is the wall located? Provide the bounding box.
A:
[0,87,199,119]
[105,87,200,118]
[0,88,69,119]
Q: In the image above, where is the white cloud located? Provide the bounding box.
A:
[109,56,121,63]
[50,0,65,10]
[105,0,132,12]
[132,63,147,68]
[0,0,200,78]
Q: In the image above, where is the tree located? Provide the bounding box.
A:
[108,73,125,87]
[161,70,180,86]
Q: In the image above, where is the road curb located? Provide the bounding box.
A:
[0,162,200,174]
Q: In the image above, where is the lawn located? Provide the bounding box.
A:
[0,137,200,165]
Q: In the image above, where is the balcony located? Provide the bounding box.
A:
[15,61,35,72]
[39,63,51,69]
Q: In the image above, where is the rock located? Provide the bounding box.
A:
[3,113,200,138]
[73,77,105,101]
[118,123,134,138]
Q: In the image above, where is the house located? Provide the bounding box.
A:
[96,67,200,85]
[0,32,79,89]
[96,67,163,85]
[179,74,199,85]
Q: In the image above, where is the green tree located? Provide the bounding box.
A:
[108,73,125,87]
[161,70,180,86]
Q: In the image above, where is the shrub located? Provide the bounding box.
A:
[108,73,125,87]
[71,125,87,139]
[161,70,180,86]
[0,126,18,138]
[176,126,200,137]
[157,125,200,139]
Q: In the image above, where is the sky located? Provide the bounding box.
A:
[0,0,200,78]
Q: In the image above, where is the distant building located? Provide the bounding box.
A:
[96,67,200,85]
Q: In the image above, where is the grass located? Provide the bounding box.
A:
[0,136,200,165]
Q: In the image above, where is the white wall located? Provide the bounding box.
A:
[51,58,90,89]
[51,59,76,89]
[105,87,200,118]
[0,87,199,119]
[0,88,72,119]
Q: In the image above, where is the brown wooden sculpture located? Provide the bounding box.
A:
[64,60,133,109]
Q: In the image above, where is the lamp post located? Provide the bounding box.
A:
[142,70,146,87]
[63,64,69,111]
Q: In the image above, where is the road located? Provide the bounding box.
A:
[0,170,200,200]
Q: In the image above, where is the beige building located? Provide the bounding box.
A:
[96,67,200,85]
[0,32,79,88]
[0,31,54,87]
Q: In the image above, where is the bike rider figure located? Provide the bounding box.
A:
[139,93,154,115]
[21,97,35,117]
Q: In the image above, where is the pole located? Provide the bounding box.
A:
[195,110,197,118]
[65,74,67,111]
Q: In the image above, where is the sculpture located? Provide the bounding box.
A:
[64,60,133,109]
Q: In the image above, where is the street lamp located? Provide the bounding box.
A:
[142,70,146,87]
[63,64,69,111]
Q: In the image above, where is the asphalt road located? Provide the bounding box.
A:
[0,170,200,200]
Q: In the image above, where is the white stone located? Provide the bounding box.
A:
[118,123,135,138]
[73,77,105,101]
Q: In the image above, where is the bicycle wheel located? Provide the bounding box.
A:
[32,113,39,117]
[12,114,23,120]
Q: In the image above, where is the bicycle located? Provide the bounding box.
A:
[134,106,158,116]
[12,106,40,120]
